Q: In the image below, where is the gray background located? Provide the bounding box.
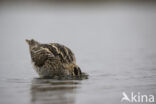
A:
[0,1,156,104]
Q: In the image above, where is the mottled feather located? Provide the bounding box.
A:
[40,43,76,64]
[26,39,82,77]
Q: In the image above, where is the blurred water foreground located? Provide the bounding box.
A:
[0,1,156,104]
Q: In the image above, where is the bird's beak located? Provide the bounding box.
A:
[25,39,30,44]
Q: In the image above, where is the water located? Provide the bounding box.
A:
[0,1,156,104]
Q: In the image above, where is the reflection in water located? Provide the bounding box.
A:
[0,1,156,104]
[31,78,81,104]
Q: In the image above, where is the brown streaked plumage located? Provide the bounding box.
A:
[26,39,82,78]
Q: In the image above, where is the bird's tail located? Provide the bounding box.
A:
[25,39,39,46]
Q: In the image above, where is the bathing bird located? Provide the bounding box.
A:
[26,39,82,78]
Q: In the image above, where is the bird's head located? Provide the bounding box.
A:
[72,65,82,76]
[26,39,39,48]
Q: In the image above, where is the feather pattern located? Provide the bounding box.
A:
[26,39,81,78]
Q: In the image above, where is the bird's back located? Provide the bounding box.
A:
[40,43,76,64]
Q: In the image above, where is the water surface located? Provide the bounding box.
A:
[0,1,156,104]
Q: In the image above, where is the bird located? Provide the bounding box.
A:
[26,39,82,78]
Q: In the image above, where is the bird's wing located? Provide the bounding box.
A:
[53,43,76,63]
[31,47,55,67]
[41,43,76,64]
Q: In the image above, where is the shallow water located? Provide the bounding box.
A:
[0,1,156,104]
